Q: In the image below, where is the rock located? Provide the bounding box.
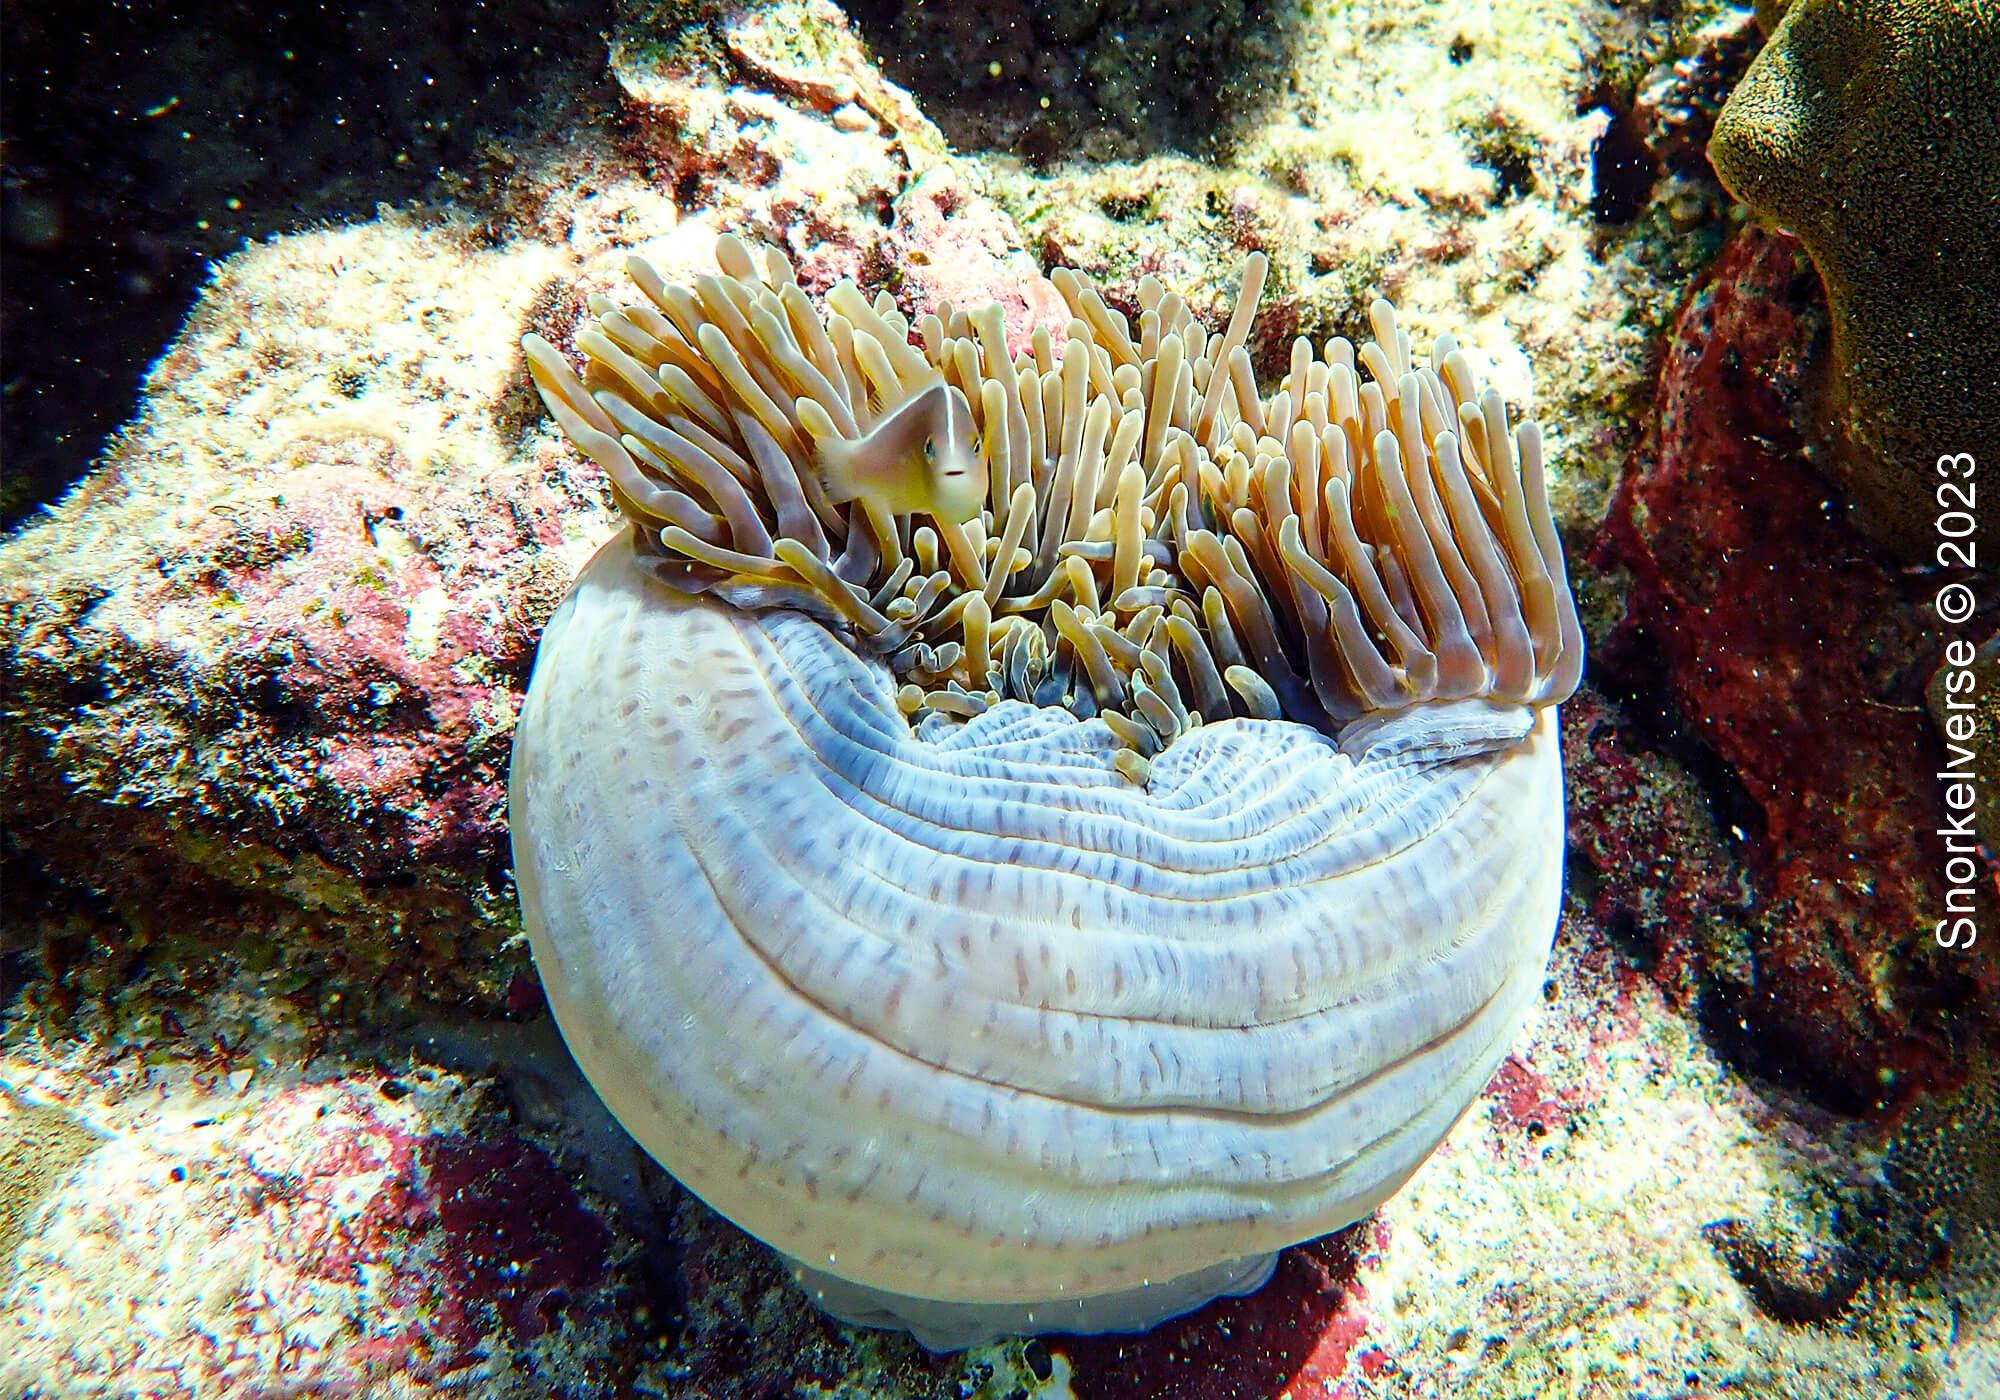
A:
[876,165,1069,356]
[0,1089,100,1286]
[1593,226,1998,1112]
[0,1062,619,1397]
[0,219,602,1014]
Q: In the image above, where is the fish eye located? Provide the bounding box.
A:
[971,435,983,455]
[923,438,936,461]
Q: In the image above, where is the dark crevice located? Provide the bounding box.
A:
[0,0,613,528]
[1589,101,1656,224]
[1693,974,1876,1117]
[1589,624,1769,858]
[844,0,1296,163]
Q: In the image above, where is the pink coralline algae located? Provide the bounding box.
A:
[411,1134,615,1344]
[1591,226,1998,1112]
[192,444,547,876]
[1058,1224,1388,1400]
[2,421,592,1011]
[0,1075,614,1396]
[1558,685,1753,1012]
[239,1088,612,1374]
[874,168,1070,355]
[1484,1051,1594,1152]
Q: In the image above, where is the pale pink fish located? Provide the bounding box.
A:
[815,382,987,523]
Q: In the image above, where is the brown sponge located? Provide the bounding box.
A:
[1709,0,2000,564]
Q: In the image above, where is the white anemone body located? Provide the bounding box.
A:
[512,528,1565,1334]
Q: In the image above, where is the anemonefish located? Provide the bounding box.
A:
[803,382,988,524]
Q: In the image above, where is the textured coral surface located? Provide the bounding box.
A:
[3,0,1996,1396]
[1,222,599,1015]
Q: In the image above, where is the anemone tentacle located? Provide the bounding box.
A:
[523,235,1582,777]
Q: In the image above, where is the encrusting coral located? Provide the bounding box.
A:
[511,233,1583,1349]
[522,234,1582,779]
[1707,0,2000,562]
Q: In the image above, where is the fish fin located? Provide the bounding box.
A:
[799,397,871,504]
[817,385,947,514]
[817,433,926,513]
[815,436,865,504]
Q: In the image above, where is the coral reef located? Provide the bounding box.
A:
[0,0,1698,1025]
[1,0,1995,1392]
[0,904,1974,1398]
[0,219,598,1018]
[1707,0,2000,562]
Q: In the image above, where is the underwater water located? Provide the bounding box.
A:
[1,1,1995,1397]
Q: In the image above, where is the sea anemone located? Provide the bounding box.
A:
[511,235,1583,1349]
